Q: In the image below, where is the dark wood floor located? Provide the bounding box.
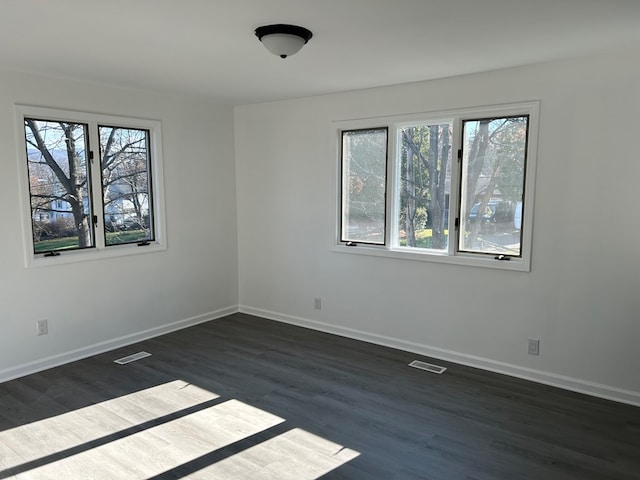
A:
[1,313,639,479]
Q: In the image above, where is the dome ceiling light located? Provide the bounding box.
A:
[254,24,313,59]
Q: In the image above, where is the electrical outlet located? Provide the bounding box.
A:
[528,338,540,356]
[37,319,48,336]
[314,297,322,310]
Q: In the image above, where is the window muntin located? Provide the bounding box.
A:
[335,103,538,271]
[397,122,452,251]
[24,119,95,254]
[458,115,529,257]
[99,126,154,246]
[340,128,388,245]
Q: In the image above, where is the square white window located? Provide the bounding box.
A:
[16,106,167,267]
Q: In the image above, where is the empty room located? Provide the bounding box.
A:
[1,1,639,479]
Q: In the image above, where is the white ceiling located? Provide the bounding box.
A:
[1,0,639,105]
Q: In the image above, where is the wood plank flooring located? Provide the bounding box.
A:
[1,313,639,479]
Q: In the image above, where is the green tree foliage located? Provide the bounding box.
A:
[400,124,451,249]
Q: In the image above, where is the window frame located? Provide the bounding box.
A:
[332,102,539,272]
[339,126,389,246]
[457,114,531,259]
[15,105,167,268]
[98,124,156,247]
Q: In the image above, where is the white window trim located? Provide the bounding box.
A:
[331,101,539,272]
[15,105,168,268]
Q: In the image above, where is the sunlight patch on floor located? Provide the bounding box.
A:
[23,399,284,478]
[0,379,359,479]
[189,428,360,480]
[0,380,217,470]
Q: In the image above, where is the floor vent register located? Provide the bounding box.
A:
[114,351,152,365]
[408,360,447,374]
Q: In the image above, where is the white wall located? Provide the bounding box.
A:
[3,48,638,406]
[0,69,238,379]
[235,48,640,405]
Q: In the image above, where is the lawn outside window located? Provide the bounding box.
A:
[333,102,539,271]
[15,105,167,268]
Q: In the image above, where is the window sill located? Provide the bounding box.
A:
[25,241,166,269]
[331,244,530,272]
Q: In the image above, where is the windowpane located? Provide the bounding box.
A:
[341,128,387,245]
[100,126,154,246]
[458,116,529,256]
[397,123,452,250]
[24,119,94,253]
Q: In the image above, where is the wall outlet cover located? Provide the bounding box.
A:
[37,319,48,336]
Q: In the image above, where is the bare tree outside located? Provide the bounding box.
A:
[24,120,154,253]
[25,119,93,252]
[100,126,153,245]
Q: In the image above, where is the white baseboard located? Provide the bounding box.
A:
[4,304,639,407]
[0,305,239,384]
[239,305,640,407]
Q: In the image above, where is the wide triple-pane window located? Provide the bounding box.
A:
[336,103,538,271]
[17,106,165,266]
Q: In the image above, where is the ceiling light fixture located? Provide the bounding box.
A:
[255,24,313,59]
